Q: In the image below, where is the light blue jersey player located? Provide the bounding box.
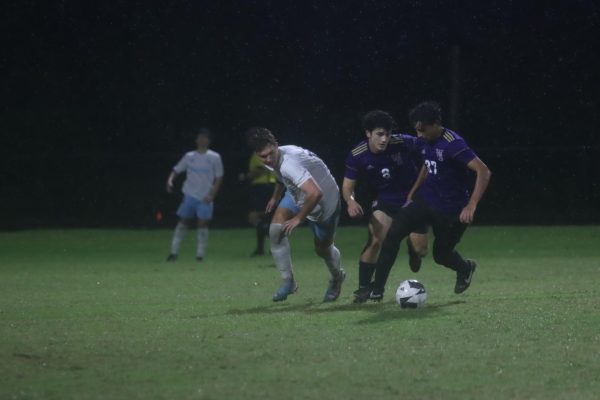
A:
[245,127,346,302]
[166,128,224,261]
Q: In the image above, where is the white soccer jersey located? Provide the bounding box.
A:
[173,149,224,201]
[272,145,339,221]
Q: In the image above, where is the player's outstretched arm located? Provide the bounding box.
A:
[281,178,322,235]
[266,182,285,213]
[342,178,363,218]
[460,157,492,224]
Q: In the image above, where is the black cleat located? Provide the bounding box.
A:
[369,288,384,302]
[353,284,373,304]
[196,256,204,262]
[455,260,477,294]
[407,239,422,273]
[166,254,177,262]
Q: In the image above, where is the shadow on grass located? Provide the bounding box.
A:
[224,299,467,323]
[355,300,467,324]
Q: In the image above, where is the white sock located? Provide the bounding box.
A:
[317,244,342,279]
[269,224,293,281]
[170,222,187,255]
[196,228,209,258]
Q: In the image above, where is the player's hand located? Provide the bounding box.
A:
[203,194,214,203]
[166,181,174,193]
[281,216,301,236]
[265,197,278,213]
[347,200,363,218]
[459,203,477,224]
[402,199,413,208]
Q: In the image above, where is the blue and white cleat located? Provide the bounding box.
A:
[272,279,298,302]
[323,268,346,302]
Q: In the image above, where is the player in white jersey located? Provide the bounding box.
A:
[245,127,346,302]
[166,128,224,261]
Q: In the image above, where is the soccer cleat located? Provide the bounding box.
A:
[323,269,346,302]
[407,239,422,273]
[455,259,477,294]
[353,284,373,304]
[272,279,298,302]
[196,256,204,261]
[369,287,384,302]
[166,254,177,262]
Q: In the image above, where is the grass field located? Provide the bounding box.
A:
[1,226,600,400]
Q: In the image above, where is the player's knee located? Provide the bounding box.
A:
[314,241,333,258]
[269,223,284,244]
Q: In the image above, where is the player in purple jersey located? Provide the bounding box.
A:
[371,102,491,299]
[342,110,429,303]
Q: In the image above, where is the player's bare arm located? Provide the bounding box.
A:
[281,178,322,235]
[266,182,285,213]
[204,176,223,203]
[342,178,363,218]
[460,157,492,224]
[406,165,428,204]
[166,170,179,193]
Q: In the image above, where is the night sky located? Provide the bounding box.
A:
[2,1,599,228]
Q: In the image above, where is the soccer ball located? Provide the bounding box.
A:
[396,279,427,308]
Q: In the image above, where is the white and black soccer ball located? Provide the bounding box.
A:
[396,279,427,308]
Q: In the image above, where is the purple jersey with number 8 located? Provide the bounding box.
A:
[344,133,422,207]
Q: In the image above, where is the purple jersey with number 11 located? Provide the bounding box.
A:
[418,129,477,214]
[344,133,421,207]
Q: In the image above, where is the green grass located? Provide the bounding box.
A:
[1,226,600,400]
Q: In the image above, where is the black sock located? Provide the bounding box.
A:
[438,250,468,272]
[373,237,402,292]
[358,261,376,287]
[255,223,265,252]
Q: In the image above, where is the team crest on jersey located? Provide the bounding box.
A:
[391,153,403,165]
[436,149,444,161]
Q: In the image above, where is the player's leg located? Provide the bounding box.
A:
[354,210,393,302]
[430,213,475,293]
[311,202,345,302]
[407,227,428,272]
[371,200,429,299]
[248,210,266,256]
[168,195,197,261]
[270,193,299,301]
[194,200,214,261]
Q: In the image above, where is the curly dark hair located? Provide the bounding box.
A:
[361,110,396,132]
[245,127,278,151]
[409,101,442,126]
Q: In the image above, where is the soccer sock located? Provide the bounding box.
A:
[316,245,342,279]
[435,250,468,272]
[196,228,209,258]
[170,222,187,255]
[358,261,376,287]
[373,236,402,292]
[269,224,293,281]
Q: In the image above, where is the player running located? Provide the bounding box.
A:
[246,127,346,302]
[343,110,428,303]
[166,128,224,261]
[371,102,491,299]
